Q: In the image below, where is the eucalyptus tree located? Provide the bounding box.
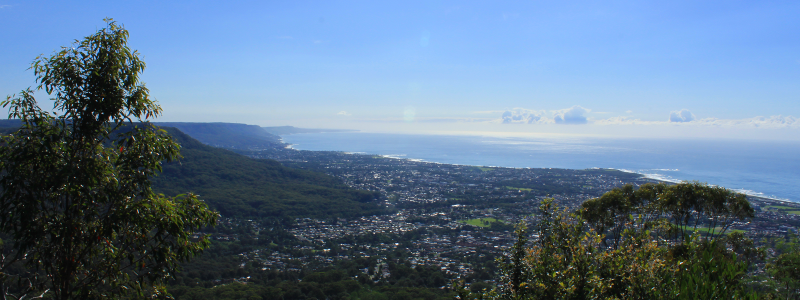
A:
[0,19,217,299]
[488,182,758,300]
[581,182,754,246]
[580,183,667,249]
[659,181,754,242]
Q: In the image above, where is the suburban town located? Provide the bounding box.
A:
[209,147,800,284]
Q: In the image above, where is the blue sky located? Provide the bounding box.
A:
[1,1,799,140]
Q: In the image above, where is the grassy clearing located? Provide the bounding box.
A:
[693,227,746,235]
[765,205,800,210]
[505,186,532,192]
[477,167,495,172]
[764,205,800,215]
[459,218,503,228]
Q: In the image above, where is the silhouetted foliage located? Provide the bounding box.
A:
[0,19,217,299]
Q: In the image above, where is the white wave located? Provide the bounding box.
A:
[640,173,682,184]
[730,189,793,202]
[733,188,765,197]
[607,168,682,183]
[610,168,795,203]
[380,154,407,159]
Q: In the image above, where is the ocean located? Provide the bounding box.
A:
[280,132,800,203]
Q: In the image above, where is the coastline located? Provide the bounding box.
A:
[278,133,798,205]
[615,168,797,205]
[369,154,798,204]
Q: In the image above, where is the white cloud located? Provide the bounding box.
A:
[553,106,589,124]
[500,106,589,124]
[501,108,549,124]
[692,115,800,128]
[593,117,660,126]
[497,106,798,129]
[669,109,696,123]
[337,111,351,116]
[594,114,799,129]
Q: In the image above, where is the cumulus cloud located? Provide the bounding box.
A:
[500,106,590,124]
[337,111,351,116]
[497,106,799,129]
[553,106,589,124]
[669,109,696,123]
[501,108,549,124]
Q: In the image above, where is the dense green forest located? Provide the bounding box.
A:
[154,122,282,149]
[151,127,386,219]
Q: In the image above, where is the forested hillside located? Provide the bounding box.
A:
[151,127,386,219]
[153,122,282,150]
[0,121,384,219]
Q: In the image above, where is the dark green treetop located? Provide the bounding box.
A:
[0,19,217,299]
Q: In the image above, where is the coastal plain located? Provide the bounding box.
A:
[187,129,799,287]
[86,123,799,298]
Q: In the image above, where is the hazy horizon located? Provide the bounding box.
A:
[2,1,799,141]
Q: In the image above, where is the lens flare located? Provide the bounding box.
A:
[404,106,416,122]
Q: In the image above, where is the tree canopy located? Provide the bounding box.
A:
[469,182,760,300]
[0,19,217,299]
